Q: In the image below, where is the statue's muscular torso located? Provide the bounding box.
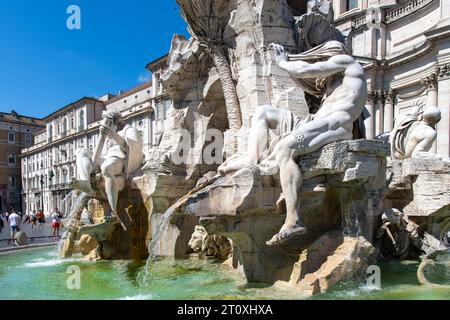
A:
[314,55,367,127]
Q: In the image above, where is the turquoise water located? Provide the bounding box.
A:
[0,247,449,300]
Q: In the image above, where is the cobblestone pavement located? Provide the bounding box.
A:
[0,219,61,249]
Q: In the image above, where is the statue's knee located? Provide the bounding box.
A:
[276,137,298,163]
[76,148,92,160]
[254,105,271,121]
[101,163,114,177]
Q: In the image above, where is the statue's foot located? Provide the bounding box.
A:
[218,154,248,176]
[266,225,307,246]
[71,179,94,195]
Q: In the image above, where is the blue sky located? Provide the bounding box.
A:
[0,0,189,118]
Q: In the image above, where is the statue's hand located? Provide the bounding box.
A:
[100,125,112,137]
[270,43,288,65]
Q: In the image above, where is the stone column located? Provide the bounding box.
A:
[376,90,385,136]
[383,89,395,133]
[423,72,439,153]
[437,64,450,157]
[364,89,376,139]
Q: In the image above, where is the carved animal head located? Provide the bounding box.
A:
[381,208,403,228]
[188,225,208,252]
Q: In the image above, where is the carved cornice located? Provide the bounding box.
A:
[340,0,437,33]
[397,86,427,100]
[385,0,435,24]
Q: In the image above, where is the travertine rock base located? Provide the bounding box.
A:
[387,157,450,241]
[164,140,388,287]
[274,232,376,296]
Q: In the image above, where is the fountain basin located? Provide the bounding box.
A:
[0,247,449,300]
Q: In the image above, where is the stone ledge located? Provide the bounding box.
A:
[388,157,450,217]
[179,140,388,218]
[299,140,389,181]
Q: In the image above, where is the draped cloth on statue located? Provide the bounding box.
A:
[287,40,349,98]
[390,113,420,160]
[283,40,367,139]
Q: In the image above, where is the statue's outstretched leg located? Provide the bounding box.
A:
[100,158,125,219]
[266,133,306,246]
[218,105,282,176]
[267,113,353,246]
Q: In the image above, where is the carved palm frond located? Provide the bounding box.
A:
[177,0,230,47]
[176,0,242,134]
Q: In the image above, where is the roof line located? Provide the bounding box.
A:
[42,97,102,121]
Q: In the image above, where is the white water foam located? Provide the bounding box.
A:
[116,294,155,300]
[23,257,82,268]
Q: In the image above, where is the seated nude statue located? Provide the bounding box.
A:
[390,102,441,160]
[72,111,144,220]
[219,40,367,246]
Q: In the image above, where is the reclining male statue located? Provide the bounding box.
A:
[390,102,441,160]
[72,111,144,224]
[218,40,367,246]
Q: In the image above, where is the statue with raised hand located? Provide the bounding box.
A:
[72,110,144,230]
[263,41,367,246]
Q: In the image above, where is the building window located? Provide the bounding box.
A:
[165,99,172,117]
[345,0,358,11]
[156,98,171,121]
[62,118,68,137]
[8,132,15,143]
[48,125,53,142]
[25,133,32,145]
[8,176,16,187]
[7,152,16,165]
[71,117,75,129]
[156,102,164,120]
[79,110,85,130]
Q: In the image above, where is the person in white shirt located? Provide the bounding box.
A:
[51,209,62,237]
[8,210,20,242]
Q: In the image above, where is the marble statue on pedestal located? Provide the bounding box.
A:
[390,102,441,160]
[72,110,144,226]
[219,39,367,246]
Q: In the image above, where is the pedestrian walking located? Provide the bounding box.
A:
[31,210,37,229]
[51,209,62,238]
[8,210,20,243]
[37,210,45,229]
